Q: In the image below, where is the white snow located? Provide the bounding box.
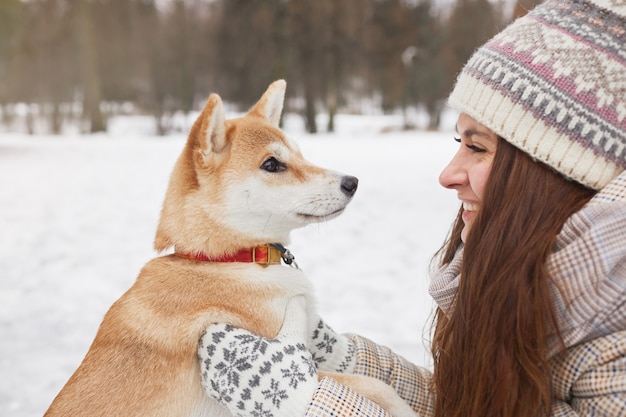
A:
[0,111,460,417]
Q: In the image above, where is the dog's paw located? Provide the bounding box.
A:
[320,372,419,417]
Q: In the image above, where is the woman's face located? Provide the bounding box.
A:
[439,113,498,242]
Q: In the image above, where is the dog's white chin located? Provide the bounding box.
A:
[296,207,345,222]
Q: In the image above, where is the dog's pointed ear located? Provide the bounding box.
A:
[247,79,286,127]
[196,93,227,161]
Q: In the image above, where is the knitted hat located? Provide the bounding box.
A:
[448,0,626,190]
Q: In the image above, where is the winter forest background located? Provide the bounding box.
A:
[3,1,547,416]
[0,0,542,136]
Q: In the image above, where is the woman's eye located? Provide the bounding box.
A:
[454,136,485,153]
[466,144,486,153]
[261,157,286,173]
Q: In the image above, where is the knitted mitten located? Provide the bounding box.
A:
[199,296,318,417]
[309,317,356,373]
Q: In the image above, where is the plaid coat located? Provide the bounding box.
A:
[304,171,626,417]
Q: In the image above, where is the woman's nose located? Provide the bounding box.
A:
[439,153,466,189]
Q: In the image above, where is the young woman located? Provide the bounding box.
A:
[198,0,626,416]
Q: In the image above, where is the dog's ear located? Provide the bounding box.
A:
[247,79,286,127]
[195,93,227,163]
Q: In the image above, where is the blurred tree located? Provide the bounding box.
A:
[136,0,177,135]
[319,0,367,132]
[75,0,106,132]
[46,1,78,134]
[166,0,196,115]
[7,2,40,133]
[443,0,502,100]
[213,0,290,107]
[0,2,19,93]
[12,0,79,134]
[212,0,369,134]
[0,0,20,126]
[408,0,448,130]
[92,0,138,104]
[366,0,416,113]
[287,0,321,133]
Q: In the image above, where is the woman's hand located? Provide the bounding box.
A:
[198,296,318,417]
[309,317,356,373]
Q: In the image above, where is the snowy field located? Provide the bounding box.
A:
[0,111,460,417]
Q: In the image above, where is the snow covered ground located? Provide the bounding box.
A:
[0,111,460,417]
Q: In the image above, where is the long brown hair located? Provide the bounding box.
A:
[432,138,595,417]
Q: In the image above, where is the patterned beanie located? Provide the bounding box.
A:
[448,0,626,190]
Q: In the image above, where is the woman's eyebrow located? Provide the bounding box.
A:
[457,127,491,139]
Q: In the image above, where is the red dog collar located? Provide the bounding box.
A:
[175,244,283,265]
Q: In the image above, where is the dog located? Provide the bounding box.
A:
[44,80,417,417]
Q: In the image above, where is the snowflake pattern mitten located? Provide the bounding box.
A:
[309,317,356,373]
[199,296,318,417]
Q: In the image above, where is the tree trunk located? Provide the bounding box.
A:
[75,0,106,133]
[304,87,317,134]
[50,101,62,134]
[326,79,337,133]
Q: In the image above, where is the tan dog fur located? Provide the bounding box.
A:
[44,80,417,417]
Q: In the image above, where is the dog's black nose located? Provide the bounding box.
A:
[340,176,359,197]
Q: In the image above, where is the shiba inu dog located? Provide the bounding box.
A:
[44,80,416,417]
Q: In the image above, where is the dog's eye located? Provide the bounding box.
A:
[261,157,286,173]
